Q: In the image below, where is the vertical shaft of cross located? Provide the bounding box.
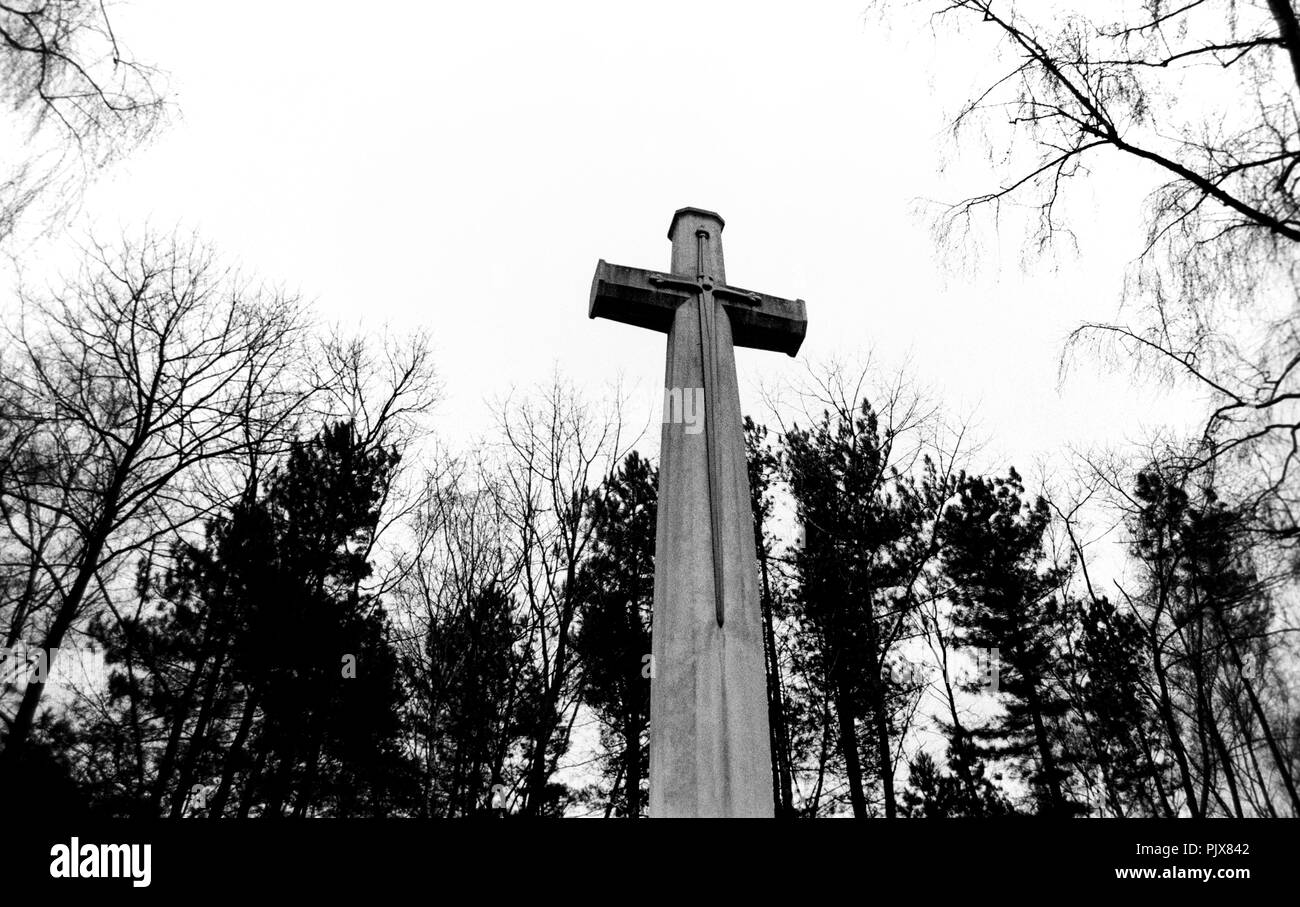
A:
[649,208,773,816]
[589,208,806,817]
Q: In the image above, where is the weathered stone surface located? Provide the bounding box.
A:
[588,208,806,817]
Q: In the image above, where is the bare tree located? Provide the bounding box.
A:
[494,374,630,816]
[0,231,305,760]
[896,0,1300,541]
[889,1,1300,815]
[307,327,441,602]
[1081,443,1300,816]
[0,0,165,243]
[391,453,527,816]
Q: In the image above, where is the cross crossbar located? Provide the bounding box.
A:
[589,260,808,357]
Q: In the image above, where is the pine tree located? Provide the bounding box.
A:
[784,398,928,818]
[572,452,655,817]
[900,750,1010,818]
[411,582,529,816]
[745,417,796,817]
[939,469,1078,815]
[82,421,416,816]
[1079,594,1172,816]
[1129,468,1299,816]
[245,421,410,817]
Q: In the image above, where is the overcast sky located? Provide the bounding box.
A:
[32,1,1210,486]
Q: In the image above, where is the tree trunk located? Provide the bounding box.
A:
[5,524,112,756]
[152,654,207,814]
[523,618,572,815]
[1136,725,1176,818]
[1268,0,1300,96]
[862,599,896,818]
[933,618,984,814]
[833,681,868,818]
[1022,675,1067,815]
[292,736,323,818]
[170,645,229,818]
[759,550,794,817]
[237,743,269,819]
[1234,699,1279,818]
[262,744,298,819]
[1151,637,1201,817]
[209,690,258,819]
[1197,679,1244,817]
[4,424,149,756]
[1220,624,1300,815]
[622,703,641,818]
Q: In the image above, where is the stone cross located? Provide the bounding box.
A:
[589,207,807,817]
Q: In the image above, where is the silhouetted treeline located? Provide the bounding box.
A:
[2,0,1297,819]
[870,0,1300,818]
[1,244,1294,816]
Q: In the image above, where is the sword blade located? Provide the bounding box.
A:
[696,289,728,628]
